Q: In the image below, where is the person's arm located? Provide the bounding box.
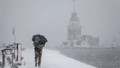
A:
[33,43,36,47]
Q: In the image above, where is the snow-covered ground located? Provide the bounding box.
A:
[19,48,96,68]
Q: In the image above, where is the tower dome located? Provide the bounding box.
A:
[70,11,79,22]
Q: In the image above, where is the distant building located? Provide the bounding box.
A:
[68,12,81,41]
[62,0,99,47]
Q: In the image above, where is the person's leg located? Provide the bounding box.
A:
[35,50,38,66]
[38,50,42,67]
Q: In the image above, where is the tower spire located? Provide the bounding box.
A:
[73,0,76,12]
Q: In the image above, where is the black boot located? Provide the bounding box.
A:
[38,64,40,67]
[35,62,37,67]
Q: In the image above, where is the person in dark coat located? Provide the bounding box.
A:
[32,34,47,67]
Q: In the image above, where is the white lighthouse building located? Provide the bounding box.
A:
[62,0,99,47]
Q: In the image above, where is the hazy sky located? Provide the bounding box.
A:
[0,0,120,47]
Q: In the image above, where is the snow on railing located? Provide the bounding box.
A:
[1,43,23,68]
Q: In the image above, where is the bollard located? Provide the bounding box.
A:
[1,50,5,67]
[16,43,22,62]
[1,49,12,67]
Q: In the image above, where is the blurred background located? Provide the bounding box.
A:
[0,0,120,48]
[0,0,120,68]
